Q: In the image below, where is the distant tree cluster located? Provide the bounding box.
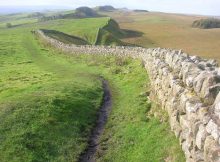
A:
[133,9,149,12]
[38,7,101,22]
[6,23,12,28]
[97,5,116,12]
[192,18,220,29]
[73,7,100,18]
[39,14,64,22]
[27,12,45,18]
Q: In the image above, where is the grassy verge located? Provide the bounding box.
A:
[76,55,185,162]
[49,51,185,161]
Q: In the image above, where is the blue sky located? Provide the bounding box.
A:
[0,0,220,16]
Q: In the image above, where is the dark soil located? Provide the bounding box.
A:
[78,79,112,162]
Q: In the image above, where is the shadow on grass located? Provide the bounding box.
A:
[121,29,144,39]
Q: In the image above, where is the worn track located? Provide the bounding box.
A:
[78,79,112,162]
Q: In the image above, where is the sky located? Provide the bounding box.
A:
[0,0,220,16]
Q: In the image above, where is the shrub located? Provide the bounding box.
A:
[6,23,12,28]
[192,18,220,29]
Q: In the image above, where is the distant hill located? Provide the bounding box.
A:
[192,18,220,29]
[39,7,102,21]
[73,7,100,18]
[133,9,148,12]
[96,5,116,12]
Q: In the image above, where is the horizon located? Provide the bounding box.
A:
[0,0,220,16]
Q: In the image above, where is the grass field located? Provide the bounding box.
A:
[103,11,220,62]
[0,26,105,161]
[0,14,185,161]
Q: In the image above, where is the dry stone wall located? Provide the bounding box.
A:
[36,30,220,162]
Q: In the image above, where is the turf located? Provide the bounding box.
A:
[0,13,185,161]
[0,26,105,161]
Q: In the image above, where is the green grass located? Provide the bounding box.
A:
[87,57,185,162]
[0,26,104,162]
[0,14,185,162]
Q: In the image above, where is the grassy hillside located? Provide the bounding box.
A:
[25,17,109,44]
[192,18,220,29]
[103,11,220,62]
[0,13,185,161]
[95,28,126,46]
[95,18,129,46]
[38,17,129,46]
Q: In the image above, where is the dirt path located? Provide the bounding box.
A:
[78,79,112,162]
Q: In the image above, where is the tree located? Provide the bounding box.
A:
[6,23,12,28]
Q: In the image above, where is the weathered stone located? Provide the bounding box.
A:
[182,140,193,159]
[192,150,204,162]
[214,92,220,119]
[193,71,208,94]
[204,136,220,162]
[196,124,208,150]
[196,106,210,124]
[206,119,219,140]
[200,73,220,102]
[204,83,220,105]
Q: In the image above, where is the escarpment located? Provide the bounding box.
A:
[36,29,220,162]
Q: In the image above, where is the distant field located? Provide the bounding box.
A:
[103,11,220,62]
[0,16,109,44]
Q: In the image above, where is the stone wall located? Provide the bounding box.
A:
[36,30,220,162]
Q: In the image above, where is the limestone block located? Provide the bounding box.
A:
[182,140,193,160]
[214,92,220,119]
[200,73,220,101]
[204,83,220,105]
[196,124,208,150]
[191,150,204,162]
[204,136,220,162]
[206,119,219,140]
[185,97,203,118]
[196,106,210,125]
[193,71,209,95]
